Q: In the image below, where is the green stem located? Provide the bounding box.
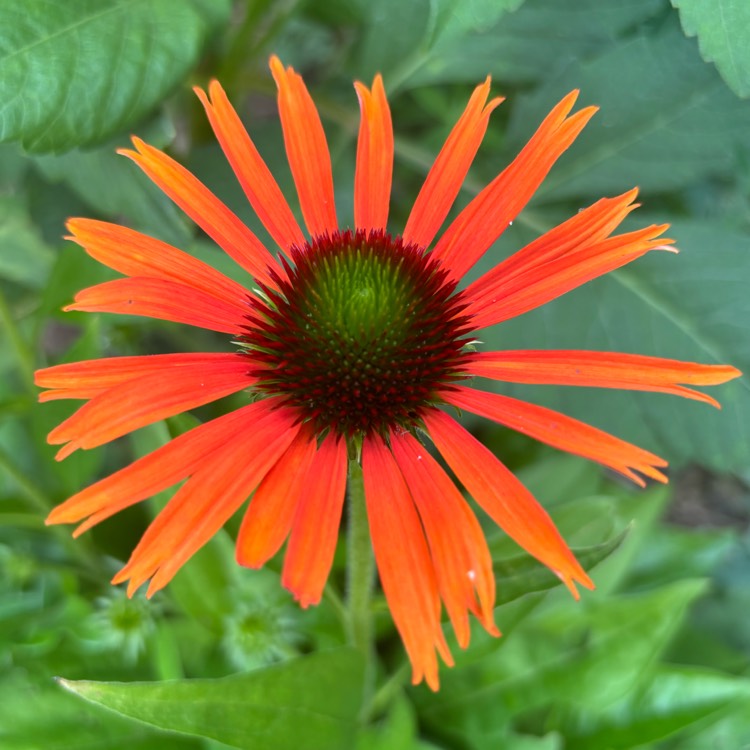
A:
[367,661,410,721]
[0,445,51,516]
[0,288,36,395]
[346,460,376,718]
[0,445,101,573]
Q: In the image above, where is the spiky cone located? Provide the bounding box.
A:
[36,56,740,690]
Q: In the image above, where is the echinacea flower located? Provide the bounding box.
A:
[37,56,740,690]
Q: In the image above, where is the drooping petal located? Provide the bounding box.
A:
[464,189,639,310]
[112,404,300,596]
[423,409,592,597]
[119,138,281,286]
[362,434,451,691]
[444,385,668,486]
[270,56,338,237]
[236,426,317,568]
[354,74,393,232]
[403,78,503,249]
[194,81,306,254]
[281,432,348,607]
[48,355,254,459]
[390,429,499,648]
[47,398,285,535]
[465,224,673,329]
[66,218,249,304]
[36,352,241,402]
[465,350,742,408]
[65,277,249,334]
[431,91,598,280]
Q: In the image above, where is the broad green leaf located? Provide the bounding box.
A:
[505,21,750,200]
[673,704,750,750]
[0,0,226,153]
[415,580,707,745]
[404,0,664,87]
[477,216,750,473]
[0,196,55,287]
[0,680,199,750]
[560,665,750,749]
[60,649,364,750]
[353,0,524,86]
[672,0,750,98]
[493,527,629,607]
[355,696,417,750]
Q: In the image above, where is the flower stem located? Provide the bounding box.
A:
[346,459,376,718]
[0,288,36,396]
[0,445,51,516]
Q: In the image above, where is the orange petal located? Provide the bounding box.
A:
[390,429,499,648]
[466,224,673,329]
[119,138,281,287]
[444,385,668,486]
[281,432,347,607]
[465,189,639,306]
[431,91,597,280]
[36,352,241,402]
[112,406,299,596]
[403,77,503,249]
[236,426,317,568]
[465,350,742,408]
[48,355,253,458]
[424,409,592,597]
[47,398,285,534]
[66,218,249,304]
[270,56,338,237]
[363,434,451,691]
[65,277,249,334]
[354,74,393,232]
[194,81,306,254]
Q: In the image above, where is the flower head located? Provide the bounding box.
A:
[37,56,740,690]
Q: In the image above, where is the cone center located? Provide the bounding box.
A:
[242,229,471,438]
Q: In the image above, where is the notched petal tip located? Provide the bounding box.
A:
[54,443,77,461]
[192,84,209,105]
[116,146,138,161]
[207,78,225,98]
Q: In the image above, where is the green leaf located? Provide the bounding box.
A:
[403,0,664,87]
[59,649,365,750]
[493,527,629,607]
[0,196,55,287]
[0,680,200,750]
[478,216,750,473]
[415,580,708,745]
[353,0,524,86]
[355,696,417,750]
[0,0,225,153]
[505,20,750,200]
[560,665,750,749]
[672,703,750,750]
[671,0,750,98]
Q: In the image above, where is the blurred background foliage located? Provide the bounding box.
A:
[1,0,749,748]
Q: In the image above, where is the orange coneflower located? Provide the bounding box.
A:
[37,56,740,690]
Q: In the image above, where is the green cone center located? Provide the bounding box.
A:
[242,229,472,439]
